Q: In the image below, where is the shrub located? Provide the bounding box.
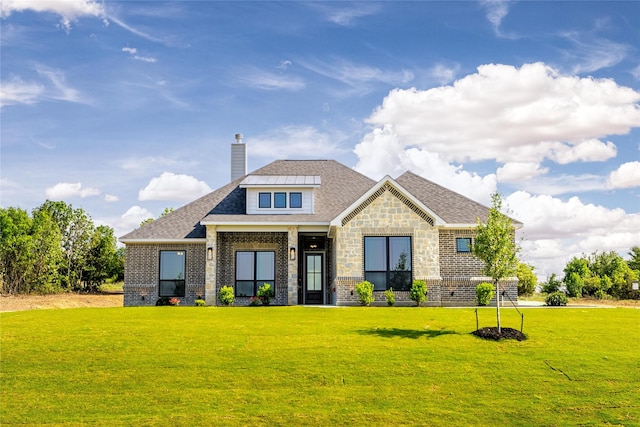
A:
[545,291,568,306]
[218,285,235,306]
[476,282,494,306]
[542,273,562,294]
[155,297,180,306]
[384,288,396,306]
[409,280,427,306]
[195,299,206,307]
[257,283,275,305]
[249,296,262,306]
[355,281,374,306]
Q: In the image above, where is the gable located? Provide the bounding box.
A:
[333,176,444,228]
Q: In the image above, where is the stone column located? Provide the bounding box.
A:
[205,225,217,306]
[287,226,299,305]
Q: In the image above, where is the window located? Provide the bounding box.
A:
[290,192,302,209]
[456,237,472,253]
[258,192,271,208]
[235,251,275,296]
[274,192,286,208]
[364,236,412,291]
[159,251,185,297]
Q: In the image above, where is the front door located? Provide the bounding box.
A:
[304,253,323,304]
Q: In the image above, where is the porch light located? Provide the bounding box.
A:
[207,247,213,260]
[289,246,296,261]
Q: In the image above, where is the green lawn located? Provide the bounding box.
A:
[1,306,639,426]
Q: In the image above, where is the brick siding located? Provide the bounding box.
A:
[123,243,205,306]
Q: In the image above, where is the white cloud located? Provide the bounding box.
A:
[0,0,106,30]
[134,56,157,63]
[45,182,101,199]
[250,126,347,160]
[359,63,640,166]
[114,205,155,238]
[122,47,137,54]
[138,172,211,201]
[507,191,640,277]
[547,139,617,164]
[104,194,119,202]
[235,68,305,91]
[480,0,510,35]
[497,162,549,183]
[561,31,631,75]
[300,58,414,93]
[312,3,381,27]
[607,161,640,189]
[0,76,44,106]
[354,126,496,205]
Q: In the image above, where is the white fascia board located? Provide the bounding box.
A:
[119,238,207,244]
[330,175,446,227]
[441,222,523,230]
[212,223,330,233]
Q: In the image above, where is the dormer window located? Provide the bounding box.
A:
[274,192,287,208]
[240,175,320,215]
[258,192,271,208]
[290,192,302,209]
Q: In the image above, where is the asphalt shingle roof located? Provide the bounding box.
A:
[119,159,518,242]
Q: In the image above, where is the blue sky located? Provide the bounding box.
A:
[1,0,639,277]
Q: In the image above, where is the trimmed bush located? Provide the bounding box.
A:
[409,280,427,306]
[218,286,235,306]
[476,282,494,306]
[257,283,275,305]
[384,288,396,306]
[195,299,206,307]
[545,291,568,306]
[355,281,374,306]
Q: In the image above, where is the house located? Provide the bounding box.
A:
[120,136,520,306]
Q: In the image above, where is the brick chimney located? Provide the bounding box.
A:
[230,133,247,181]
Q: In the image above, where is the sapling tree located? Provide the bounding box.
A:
[472,193,519,333]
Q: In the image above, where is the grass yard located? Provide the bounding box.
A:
[1,306,639,426]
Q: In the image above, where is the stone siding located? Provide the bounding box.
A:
[334,188,440,280]
[216,232,289,306]
[123,243,205,306]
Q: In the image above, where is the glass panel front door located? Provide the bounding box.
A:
[305,253,323,304]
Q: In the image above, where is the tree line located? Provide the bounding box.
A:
[0,201,124,294]
[516,247,640,299]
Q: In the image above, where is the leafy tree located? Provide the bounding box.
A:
[516,262,537,296]
[588,251,637,299]
[541,273,562,294]
[84,225,119,292]
[140,207,174,227]
[35,201,93,290]
[628,246,640,272]
[0,207,62,294]
[563,257,590,297]
[472,193,519,333]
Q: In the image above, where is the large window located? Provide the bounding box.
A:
[159,251,186,297]
[364,236,412,291]
[235,251,275,297]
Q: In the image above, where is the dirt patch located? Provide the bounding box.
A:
[0,293,123,313]
[472,327,527,341]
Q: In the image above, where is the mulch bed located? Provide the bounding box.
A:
[472,327,527,341]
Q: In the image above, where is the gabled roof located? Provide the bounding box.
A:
[120,160,375,241]
[395,171,522,227]
[119,159,519,242]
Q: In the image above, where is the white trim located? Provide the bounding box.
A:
[211,224,330,233]
[119,238,207,244]
[329,175,446,227]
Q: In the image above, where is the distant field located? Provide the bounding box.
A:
[1,307,638,426]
